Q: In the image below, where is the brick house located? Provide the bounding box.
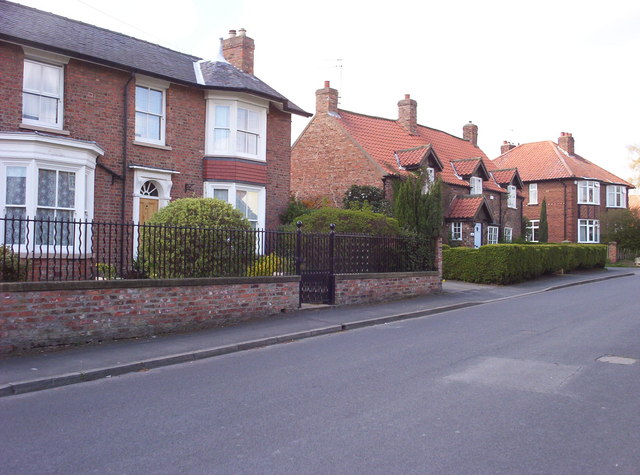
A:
[493,133,635,243]
[0,0,309,231]
[291,82,523,247]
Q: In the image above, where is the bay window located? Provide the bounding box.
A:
[578,181,600,205]
[578,219,599,243]
[205,93,267,161]
[606,185,626,208]
[205,182,265,229]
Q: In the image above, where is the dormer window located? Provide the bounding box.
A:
[578,180,600,205]
[470,176,482,195]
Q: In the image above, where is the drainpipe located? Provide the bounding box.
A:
[122,72,135,223]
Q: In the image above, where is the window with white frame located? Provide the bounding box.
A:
[578,180,600,205]
[135,79,167,145]
[451,222,462,241]
[470,176,482,195]
[422,167,435,194]
[578,219,599,243]
[1,133,101,247]
[22,59,64,129]
[507,185,517,208]
[206,93,268,161]
[606,185,626,208]
[487,226,499,244]
[527,219,539,242]
[205,182,265,229]
[504,227,512,243]
[529,183,538,205]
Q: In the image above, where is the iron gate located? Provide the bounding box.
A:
[296,224,335,305]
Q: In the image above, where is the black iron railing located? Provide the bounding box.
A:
[0,216,435,282]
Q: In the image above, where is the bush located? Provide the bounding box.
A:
[280,197,312,225]
[342,185,392,215]
[245,253,294,276]
[0,245,25,282]
[283,207,402,236]
[140,198,253,278]
[443,243,607,284]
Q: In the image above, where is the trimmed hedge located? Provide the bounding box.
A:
[443,244,607,284]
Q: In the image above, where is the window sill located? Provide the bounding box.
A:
[577,203,599,206]
[19,123,70,135]
[133,140,172,151]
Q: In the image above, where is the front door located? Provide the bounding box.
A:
[139,198,159,224]
[474,222,482,248]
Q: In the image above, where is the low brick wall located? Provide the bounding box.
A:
[0,276,300,354]
[334,271,441,306]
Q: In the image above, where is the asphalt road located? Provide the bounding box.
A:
[1,274,639,474]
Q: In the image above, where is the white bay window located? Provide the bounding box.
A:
[578,180,600,205]
[205,182,265,229]
[205,92,267,161]
[606,185,626,208]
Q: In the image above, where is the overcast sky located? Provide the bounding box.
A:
[12,0,640,184]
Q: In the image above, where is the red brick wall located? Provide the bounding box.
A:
[335,272,441,305]
[291,114,383,206]
[265,105,293,229]
[0,277,299,354]
[0,42,22,130]
[204,158,267,184]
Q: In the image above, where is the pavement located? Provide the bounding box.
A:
[0,267,636,397]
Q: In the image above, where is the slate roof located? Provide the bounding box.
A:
[493,140,633,187]
[0,0,309,116]
[446,195,493,221]
[335,110,505,193]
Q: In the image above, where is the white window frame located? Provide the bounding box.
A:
[205,92,268,161]
[578,219,600,243]
[22,58,65,130]
[470,176,482,195]
[0,132,102,254]
[529,183,538,205]
[134,76,169,146]
[507,185,517,209]
[578,180,600,205]
[504,227,512,243]
[487,226,499,244]
[451,222,462,241]
[204,182,266,229]
[527,219,539,242]
[606,185,626,208]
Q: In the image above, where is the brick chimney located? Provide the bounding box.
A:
[397,94,417,134]
[222,28,255,75]
[315,80,339,115]
[558,132,575,155]
[500,140,516,154]
[463,121,478,146]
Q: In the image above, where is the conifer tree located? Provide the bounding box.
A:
[539,198,549,243]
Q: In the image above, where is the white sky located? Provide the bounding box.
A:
[12,0,640,183]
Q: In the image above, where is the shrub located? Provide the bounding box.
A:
[245,253,294,276]
[140,198,253,278]
[280,197,312,225]
[283,207,402,236]
[0,245,25,282]
[342,185,392,215]
[443,243,607,284]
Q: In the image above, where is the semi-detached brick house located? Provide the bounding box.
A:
[291,81,524,247]
[0,0,310,231]
[493,134,635,243]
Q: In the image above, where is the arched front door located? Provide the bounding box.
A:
[138,180,159,224]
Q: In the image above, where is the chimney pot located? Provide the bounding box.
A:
[324,80,330,88]
[238,28,246,36]
[316,81,339,115]
[228,29,237,37]
[405,94,410,100]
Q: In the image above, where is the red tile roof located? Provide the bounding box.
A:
[492,141,634,187]
[451,158,482,176]
[491,168,517,185]
[395,145,432,168]
[446,195,492,220]
[336,109,505,193]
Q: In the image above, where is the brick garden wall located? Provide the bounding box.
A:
[0,277,300,354]
[334,272,441,306]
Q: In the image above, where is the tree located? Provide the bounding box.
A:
[539,198,549,242]
[601,208,640,250]
[393,172,442,238]
[628,145,640,188]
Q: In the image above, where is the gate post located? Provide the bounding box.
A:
[296,221,303,306]
[329,223,336,304]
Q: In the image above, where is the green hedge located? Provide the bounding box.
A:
[443,244,607,284]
